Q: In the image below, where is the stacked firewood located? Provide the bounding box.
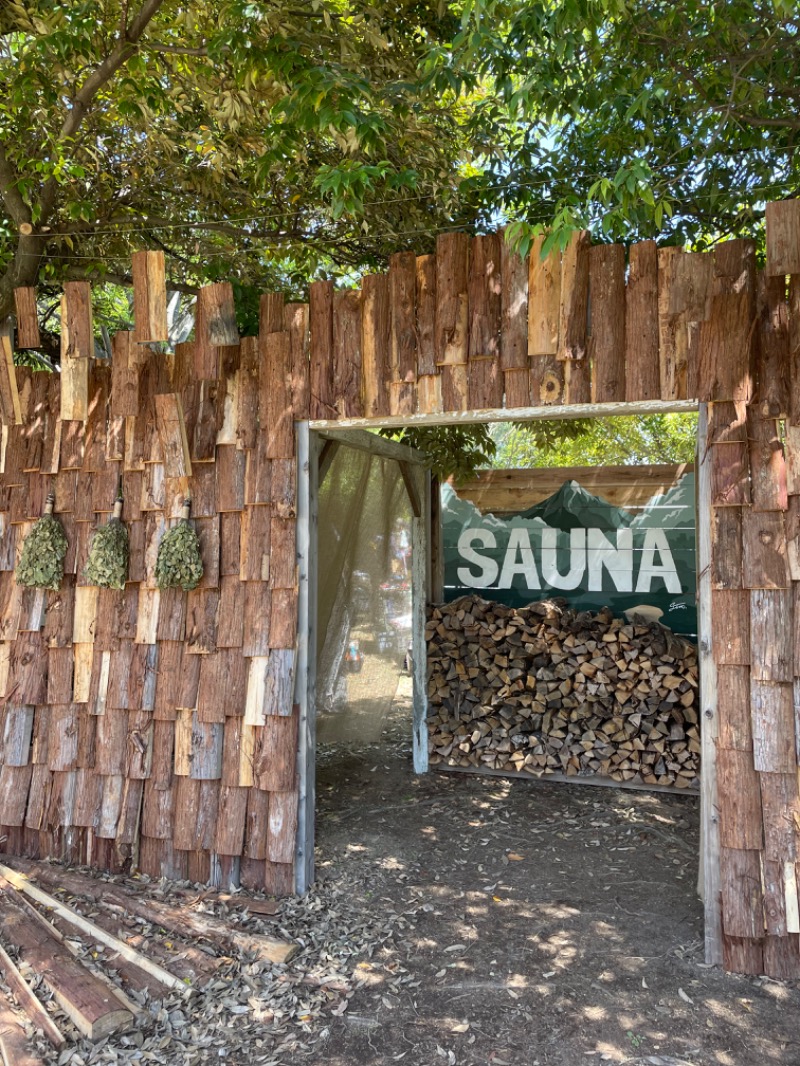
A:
[426,595,700,789]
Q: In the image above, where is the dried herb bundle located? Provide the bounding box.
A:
[16,493,68,590]
[155,499,204,591]
[84,498,129,589]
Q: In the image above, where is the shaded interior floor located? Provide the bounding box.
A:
[312,692,799,1066]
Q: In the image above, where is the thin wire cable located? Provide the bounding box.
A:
[21,164,798,244]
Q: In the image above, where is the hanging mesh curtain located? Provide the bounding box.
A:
[317,445,412,745]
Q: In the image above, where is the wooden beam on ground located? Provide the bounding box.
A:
[0,865,187,994]
[1,862,297,966]
[0,997,42,1066]
[0,941,65,1047]
[0,889,133,1040]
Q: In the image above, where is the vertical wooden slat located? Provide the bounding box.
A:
[558,229,590,365]
[765,199,800,276]
[500,231,528,372]
[756,273,790,420]
[698,239,757,403]
[131,250,168,343]
[361,274,390,418]
[389,251,417,382]
[625,241,659,401]
[309,279,334,421]
[333,291,362,419]
[589,244,626,403]
[285,302,310,419]
[435,232,469,366]
[528,236,563,405]
[13,287,40,349]
[60,283,92,421]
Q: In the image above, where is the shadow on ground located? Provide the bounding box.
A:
[311,683,799,1066]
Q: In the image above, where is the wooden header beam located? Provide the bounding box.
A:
[310,397,698,431]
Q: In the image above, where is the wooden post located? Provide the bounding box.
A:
[697,403,723,965]
[412,464,429,775]
[294,422,317,894]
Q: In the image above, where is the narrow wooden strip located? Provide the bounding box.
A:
[435,232,469,365]
[131,250,167,343]
[625,241,659,401]
[588,243,626,402]
[415,254,437,375]
[0,939,65,1046]
[390,251,417,381]
[309,280,334,419]
[467,234,501,361]
[766,198,800,276]
[0,887,133,1039]
[13,288,40,350]
[558,230,590,363]
[361,274,390,418]
[333,291,362,419]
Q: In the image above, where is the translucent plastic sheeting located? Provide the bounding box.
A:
[316,444,412,745]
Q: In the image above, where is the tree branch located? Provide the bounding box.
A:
[61,264,197,295]
[39,0,166,222]
[0,143,31,225]
[146,41,210,56]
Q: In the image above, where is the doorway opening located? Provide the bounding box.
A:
[295,402,717,962]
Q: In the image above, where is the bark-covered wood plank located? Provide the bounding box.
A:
[415,253,437,376]
[131,250,168,343]
[390,251,417,382]
[309,279,334,420]
[362,274,390,418]
[589,243,626,403]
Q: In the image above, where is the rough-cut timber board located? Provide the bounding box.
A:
[0,997,42,1066]
[457,462,693,513]
[309,398,698,430]
[434,764,699,797]
[0,894,133,1039]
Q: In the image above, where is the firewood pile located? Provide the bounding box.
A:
[426,596,700,790]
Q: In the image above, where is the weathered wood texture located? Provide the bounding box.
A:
[456,463,692,514]
[2,199,800,977]
[1,327,301,896]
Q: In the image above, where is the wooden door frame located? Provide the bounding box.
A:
[296,404,720,970]
[294,424,430,894]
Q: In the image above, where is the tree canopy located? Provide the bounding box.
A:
[444,0,800,255]
[2,1,798,342]
[0,0,476,323]
[492,414,699,468]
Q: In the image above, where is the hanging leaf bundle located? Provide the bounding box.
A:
[155,499,204,591]
[84,497,129,590]
[16,493,68,590]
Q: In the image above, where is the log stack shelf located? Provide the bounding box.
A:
[427,596,700,792]
[1,198,800,978]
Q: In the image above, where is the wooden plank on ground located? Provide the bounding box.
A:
[0,890,132,1039]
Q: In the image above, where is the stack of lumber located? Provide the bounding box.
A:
[426,595,700,790]
[0,858,295,1063]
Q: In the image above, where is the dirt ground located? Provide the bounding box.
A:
[312,680,800,1066]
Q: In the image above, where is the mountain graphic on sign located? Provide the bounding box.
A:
[516,479,633,530]
[631,471,695,530]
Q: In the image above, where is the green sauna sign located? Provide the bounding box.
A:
[442,474,697,635]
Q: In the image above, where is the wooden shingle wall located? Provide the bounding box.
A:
[0,264,307,894]
[2,202,800,976]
